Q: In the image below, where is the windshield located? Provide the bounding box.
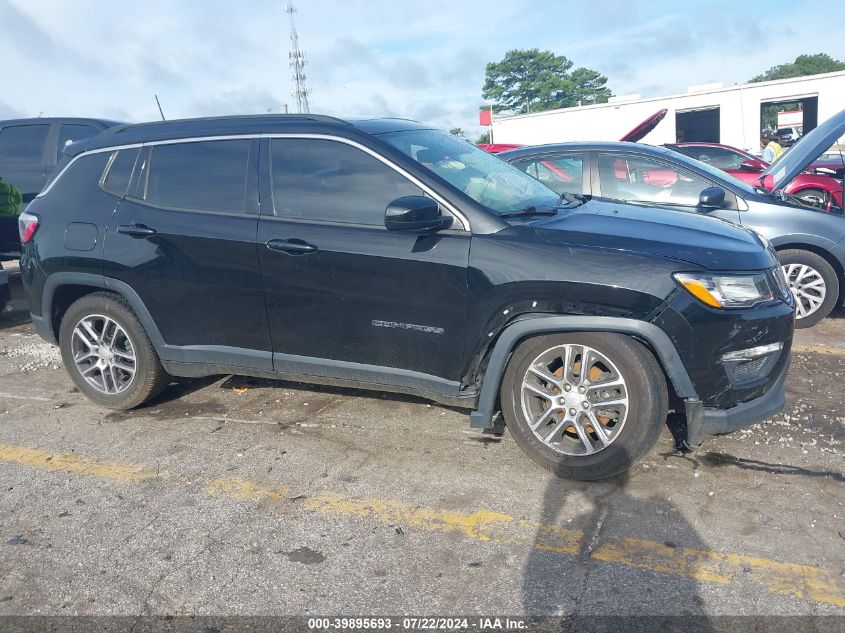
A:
[657,146,758,195]
[380,129,561,214]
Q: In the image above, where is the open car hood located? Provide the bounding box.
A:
[620,109,667,142]
[763,107,845,192]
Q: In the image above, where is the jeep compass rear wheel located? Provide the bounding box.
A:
[501,333,667,480]
[59,293,168,409]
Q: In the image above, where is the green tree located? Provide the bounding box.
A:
[449,127,466,138]
[750,53,845,82]
[482,49,612,114]
[476,130,491,144]
[569,67,612,106]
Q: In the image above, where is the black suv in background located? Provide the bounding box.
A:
[0,117,122,257]
[20,115,795,479]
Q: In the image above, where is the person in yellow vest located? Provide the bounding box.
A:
[761,130,785,163]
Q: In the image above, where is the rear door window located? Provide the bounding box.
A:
[0,125,50,165]
[142,140,251,213]
[597,152,713,206]
[101,148,139,197]
[270,138,424,225]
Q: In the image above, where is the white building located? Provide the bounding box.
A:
[490,70,845,154]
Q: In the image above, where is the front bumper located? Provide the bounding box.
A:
[684,352,789,447]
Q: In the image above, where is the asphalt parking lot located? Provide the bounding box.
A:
[0,263,842,624]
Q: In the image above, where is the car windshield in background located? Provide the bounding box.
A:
[680,146,748,170]
[381,129,561,215]
[659,146,758,195]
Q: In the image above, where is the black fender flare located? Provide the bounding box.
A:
[36,272,166,348]
[468,315,698,429]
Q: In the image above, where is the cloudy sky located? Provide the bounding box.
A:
[2,0,843,138]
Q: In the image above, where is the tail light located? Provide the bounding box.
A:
[18,212,40,244]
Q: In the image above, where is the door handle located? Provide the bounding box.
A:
[266,238,318,255]
[116,224,157,237]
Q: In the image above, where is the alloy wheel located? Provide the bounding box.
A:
[783,263,826,320]
[520,344,629,456]
[71,314,137,394]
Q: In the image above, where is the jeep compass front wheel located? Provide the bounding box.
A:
[59,292,168,409]
[501,332,667,480]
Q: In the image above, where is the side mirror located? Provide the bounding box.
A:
[385,196,453,232]
[698,186,726,209]
[739,159,762,172]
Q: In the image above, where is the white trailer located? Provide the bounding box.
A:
[490,71,845,154]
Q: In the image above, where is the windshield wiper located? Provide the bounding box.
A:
[499,206,559,219]
[556,191,589,207]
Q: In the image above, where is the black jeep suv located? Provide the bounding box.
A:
[19,115,795,479]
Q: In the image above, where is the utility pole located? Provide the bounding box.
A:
[286,1,310,113]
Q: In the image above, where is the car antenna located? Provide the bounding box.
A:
[154,94,166,121]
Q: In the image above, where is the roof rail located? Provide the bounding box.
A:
[105,113,351,135]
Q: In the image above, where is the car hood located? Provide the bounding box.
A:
[763,107,845,191]
[529,198,775,271]
[620,109,668,142]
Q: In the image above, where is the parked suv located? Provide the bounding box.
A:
[0,117,122,257]
[20,115,794,479]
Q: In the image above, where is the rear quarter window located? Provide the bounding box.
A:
[40,153,111,204]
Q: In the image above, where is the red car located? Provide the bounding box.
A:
[476,143,523,153]
[667,142,843,210]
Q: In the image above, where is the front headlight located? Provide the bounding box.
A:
[674,272,774,308]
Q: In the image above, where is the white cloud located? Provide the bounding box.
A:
[1,0,842,138]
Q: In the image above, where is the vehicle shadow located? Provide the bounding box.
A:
[143,375,223,407]
[0,262,34,332]
[142,372,472,417]
[699,451,845,482]
[0,305,32,330]
[521,446,714,631]
[219,374,471,414]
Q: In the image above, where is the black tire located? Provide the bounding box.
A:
[778,249,839,329]
[500,332,668,480]
[58,292,168,409]
[793,188,827,209]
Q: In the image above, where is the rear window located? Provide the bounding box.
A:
[142,140,251,213]
[0,125,50,165]
[101,148,139,197]
[57,124,100,161]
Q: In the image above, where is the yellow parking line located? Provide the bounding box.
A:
[1,443,843,608]
[207,476,289,501]
[0,443,158,481]
[792,345,845,357]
